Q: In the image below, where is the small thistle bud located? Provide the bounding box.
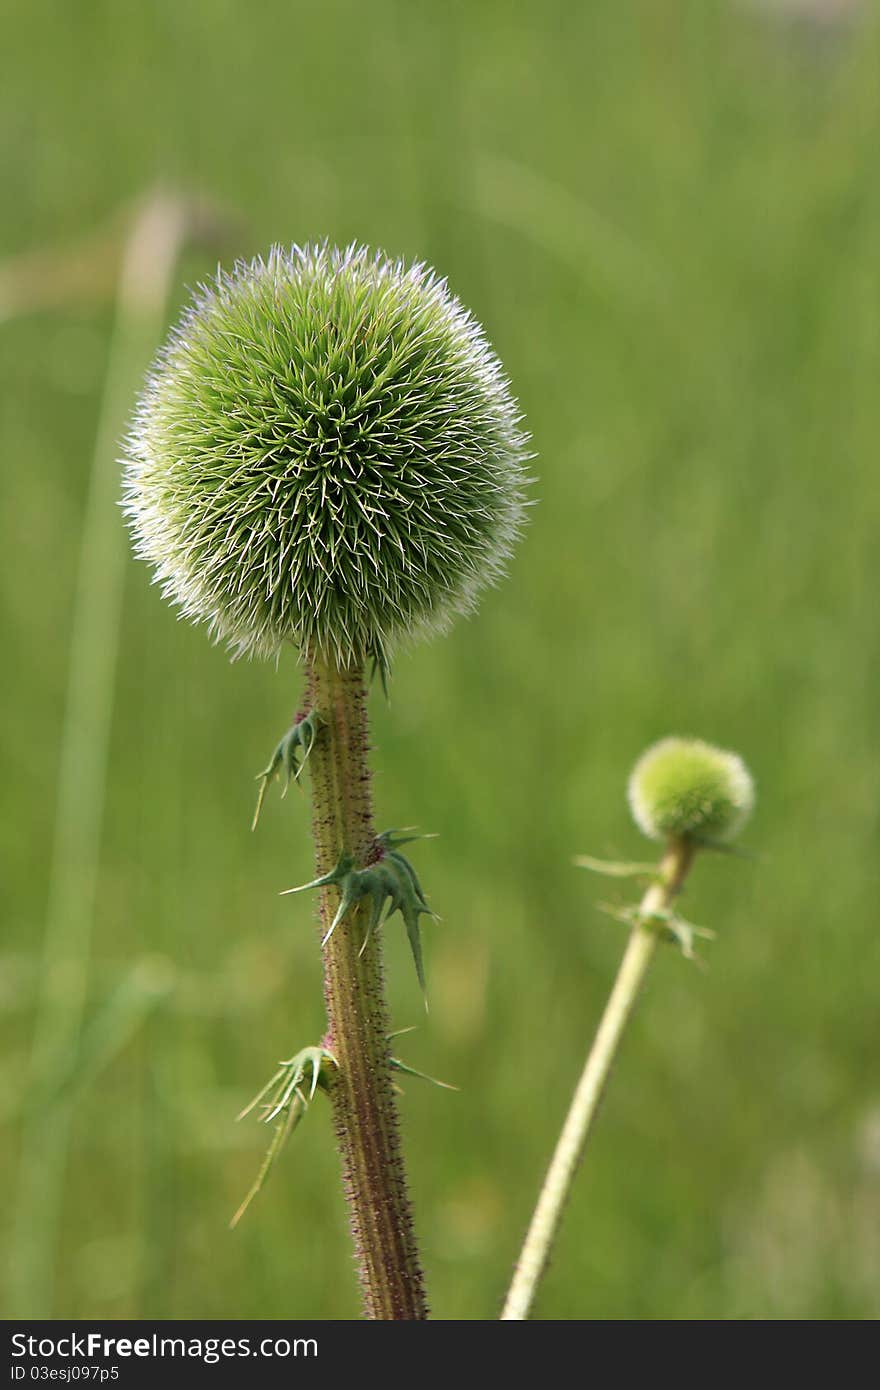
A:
[627,736,755,846]
[124,242,530,667]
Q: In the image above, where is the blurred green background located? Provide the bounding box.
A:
[2,0,879,1321]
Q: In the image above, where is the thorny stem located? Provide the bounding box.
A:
[501,837,695,1321]
[307,655,428,1320]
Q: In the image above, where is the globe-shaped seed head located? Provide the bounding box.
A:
[627,737,755,845]
[123,243,530,667]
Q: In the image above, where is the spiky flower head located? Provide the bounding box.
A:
[123,243,529,667]
[627,736,755,846]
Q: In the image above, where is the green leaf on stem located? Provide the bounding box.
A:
[252,710,321,830]
[230,1044,337,1228]
[281,830,437,1001]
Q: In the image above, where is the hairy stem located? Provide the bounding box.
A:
[307,656,428,1320]
[501,837,695,1321]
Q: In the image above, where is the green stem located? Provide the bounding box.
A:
[307,655,428,1320]
[501,837,695,1321]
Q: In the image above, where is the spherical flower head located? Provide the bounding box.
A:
[627,737,755,845]
[123,243,530,667]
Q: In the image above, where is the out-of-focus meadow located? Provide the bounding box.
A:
[2,0,879,1320]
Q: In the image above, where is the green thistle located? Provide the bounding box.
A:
[123,242,530,669]
[504,737,755,1320]
[123,240,530,1320]
[627,736,755,847]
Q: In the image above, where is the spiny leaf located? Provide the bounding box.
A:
[280,831,436,999]
[229,1102,304,1229]
[390,1055,458,1092]
[574,854,659,879]
[596,900,715,963]
[252,709,321,829]
[231,1045,336,1228]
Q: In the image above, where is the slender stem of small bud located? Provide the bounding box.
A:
[501,837,695,1321]
[307,655,428,1320]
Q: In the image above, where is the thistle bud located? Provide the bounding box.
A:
[124,242,529,668]
[627,736,755,846]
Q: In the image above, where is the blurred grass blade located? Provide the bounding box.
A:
[8,193,199,1318]
[473,155,667,312]
[50,958,176,1105]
